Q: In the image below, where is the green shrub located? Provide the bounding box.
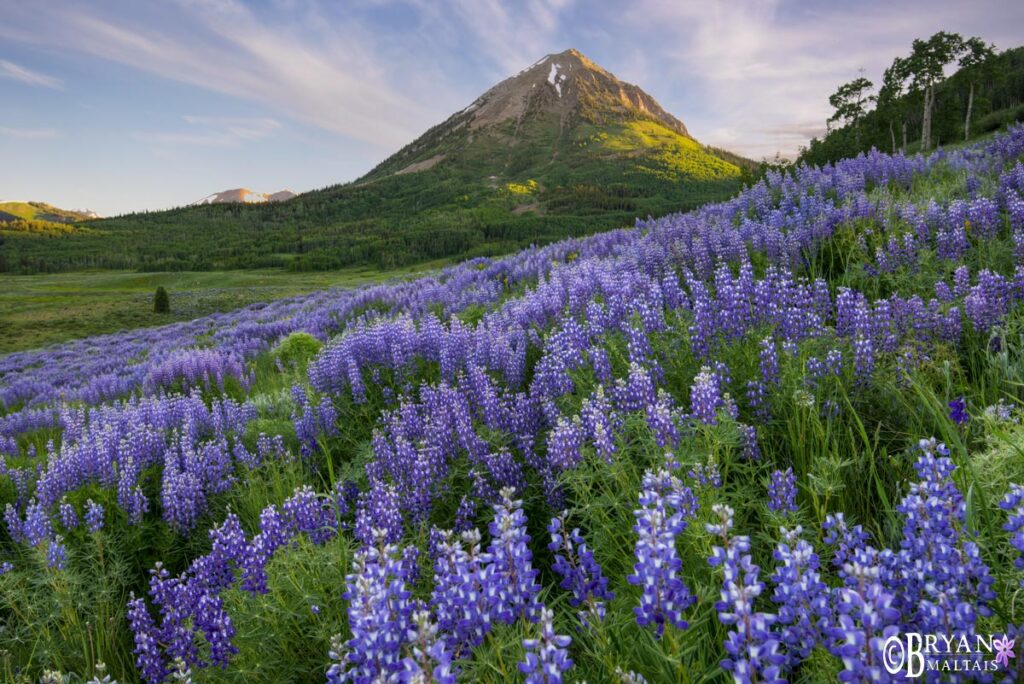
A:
[272,332,323,371]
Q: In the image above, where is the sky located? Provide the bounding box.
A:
[1,0,1021,216]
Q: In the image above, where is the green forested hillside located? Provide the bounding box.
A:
[801,43,1024,166]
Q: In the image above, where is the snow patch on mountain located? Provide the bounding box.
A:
[547,61,564,97]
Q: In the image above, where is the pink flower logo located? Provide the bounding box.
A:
[994,635,1015,668]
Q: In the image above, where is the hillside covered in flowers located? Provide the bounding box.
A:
[3,126,1024,683]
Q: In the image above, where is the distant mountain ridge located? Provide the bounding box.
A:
[5,48,754,274]
[192,188,297,206]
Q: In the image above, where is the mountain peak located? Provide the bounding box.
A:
[363,49,696,180]
[540,48,606,74]
[460,48,687,136]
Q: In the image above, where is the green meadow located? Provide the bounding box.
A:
[0,262,449,354]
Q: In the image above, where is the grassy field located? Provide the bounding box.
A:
[0,261,450,354]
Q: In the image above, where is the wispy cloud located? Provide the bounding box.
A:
[182,117,281,141]
[0,126,60,139]
[0,1,443,149]
[135,115,282,147]
[0,59,62,89]
[437,0,575,77]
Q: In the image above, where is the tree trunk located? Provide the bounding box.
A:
[889,120,896,154]
[921,85,932,152]
[964,81,974,141]
[920,87,928,151]
[929,87,935,149]
[902,120,907,153]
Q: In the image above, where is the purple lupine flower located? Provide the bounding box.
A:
[822,513,871,582]
[687,276,716,359]
[192,513,248,592]
[886,441,995,638]
[1001,484,1024,584]
[354,480,403,545]
[396,610,457,684]
[329,531,417,682]
[480,449,524,499]
[430,528,494,653]
[194,592,236,669]
[334,479,360,521]
[454,495,477,533]
[739,424,762,461]
[767,468,798,514]
[282,485,336,545]
[690,366,724,425]
[485,488,541,624]
[127,593,169,684]
[548,513,614,625]
[581,385,617,463]
[614,362,656,412]
[688,461,722,488]
[292,395,317,457]
[934,280,953,302]
[953,265,972,297]
[85,499,105,533]
[771,526,829,667]
[241,504,293,594]
[160,449,206,535]
[646,389,680,450]
[642,468,699,520]
[157,560,239,671]
[948,395,969,425]
[22,500,52,547]
[58,500,79,531]
[759,336,780,386]
[547,415,584,471]
[625,321,653,365]
[125,510,252,683]
[47,535,67,570]
[851,333,874,380]
[828,552,900,683]
[255,433,288,466]
[2,504,22,544]
[627,473,695,637]
[588,345,613,385]
[518,607,573,684]
[707,504,785,683]
[746,379,769,421]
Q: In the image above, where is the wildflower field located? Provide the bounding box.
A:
[3,126,1024,683]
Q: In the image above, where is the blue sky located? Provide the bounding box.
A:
[1,0,1021,216]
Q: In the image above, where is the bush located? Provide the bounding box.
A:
[273,332,323,371]
[153,286,170,313]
